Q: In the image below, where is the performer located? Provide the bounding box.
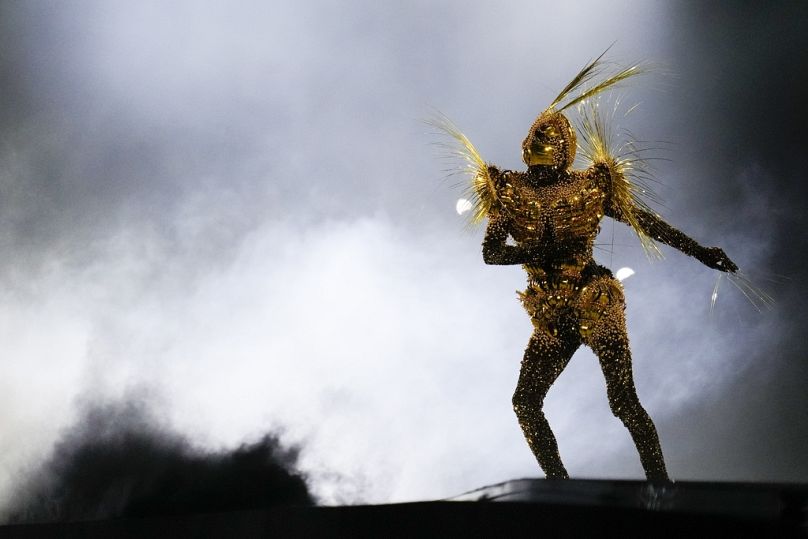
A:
[431,53,738,481]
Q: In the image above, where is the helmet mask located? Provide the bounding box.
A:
[521,111,577,170]
[519,50,643,170]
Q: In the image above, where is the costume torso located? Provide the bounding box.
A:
[493,166,621,339]
[494,167,606,279]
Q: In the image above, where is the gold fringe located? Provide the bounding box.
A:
[547,46,646,115]
[558,63,645,112]
[548,49,610,111]
[576,98,664,259]
[426,112,498,227]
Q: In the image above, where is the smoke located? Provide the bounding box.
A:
[0,0,806,513]
[4,399,313,524]
[658,1,808,480]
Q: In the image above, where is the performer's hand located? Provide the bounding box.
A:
[699,246,738,272]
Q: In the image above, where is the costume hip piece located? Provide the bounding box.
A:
[519,263,624,340]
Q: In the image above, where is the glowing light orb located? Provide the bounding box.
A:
[615,267,635,281]
[456,198,473,215]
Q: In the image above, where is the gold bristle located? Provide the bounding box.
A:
[576,97,663,259]
[547,46,645,116]
[548,48,610,111]
[558,63,645,112]
[425,112,497,226]
[726,271,776,312]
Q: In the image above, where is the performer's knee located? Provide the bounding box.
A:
[512,387,545,417]
[608,390,641,423]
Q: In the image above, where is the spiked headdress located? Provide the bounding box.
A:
[430,49,646,227]
[522,50,644,169]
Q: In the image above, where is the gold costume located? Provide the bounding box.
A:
[432,53,737,481]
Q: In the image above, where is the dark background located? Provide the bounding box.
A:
[0,1,805,511]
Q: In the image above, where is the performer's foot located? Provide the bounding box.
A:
[543,469,569,479]
[645,470,670,482]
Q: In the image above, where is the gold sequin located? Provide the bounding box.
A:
[482,115,670,482]
[468,55,737,482]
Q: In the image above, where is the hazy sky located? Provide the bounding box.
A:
[1,1,806,508]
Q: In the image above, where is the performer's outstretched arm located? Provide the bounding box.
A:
[482,212,538,265]
[594,161,737,273]
[631,208,737,272]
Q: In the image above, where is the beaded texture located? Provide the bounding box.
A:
[435,53,737,480]
[481,106,735,481]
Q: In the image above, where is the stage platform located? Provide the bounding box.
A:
[1,479,805,538]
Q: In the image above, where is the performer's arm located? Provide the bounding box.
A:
[632,209,737,272]
[482,211,538,265]
[594,162,737,272]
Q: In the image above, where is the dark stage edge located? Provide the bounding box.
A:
[1,479,806,538]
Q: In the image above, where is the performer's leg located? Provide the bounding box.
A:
[586,304,669,481]
[512,329,579,479]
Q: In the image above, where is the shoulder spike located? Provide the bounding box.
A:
[576,97,664,259]
[426,112,499,227]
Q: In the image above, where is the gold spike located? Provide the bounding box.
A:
[557,63,645,112]
[576,96,664,260]
[426,112,498,227]
[548,48,611,111]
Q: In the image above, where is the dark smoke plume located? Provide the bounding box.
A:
[4,401,314,524]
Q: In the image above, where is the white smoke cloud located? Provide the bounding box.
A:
[1,0,801,514]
